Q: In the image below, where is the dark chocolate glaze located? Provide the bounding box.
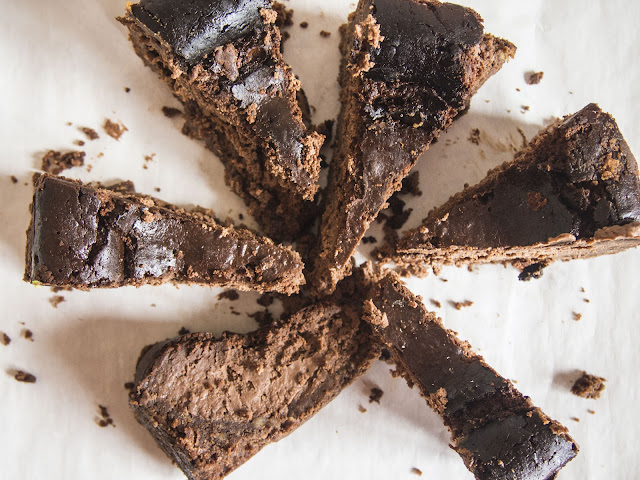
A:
[131,0,270,65]
[25,175,303,292]
[367,273,577,480]
[400,104,640,250]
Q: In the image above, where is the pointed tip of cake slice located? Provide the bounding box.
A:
[463,33,517,100]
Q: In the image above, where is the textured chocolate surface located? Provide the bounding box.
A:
[24,175,304,294]
[393,104,640,273]
[364,271,578,480]
[121,0,323,241]
[309,0,515,295]
[131,302,377,480]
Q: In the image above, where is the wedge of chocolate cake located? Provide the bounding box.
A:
[388,104,640,276]
[25,175,304,294]
[363,269,578,479]
[130,302,377,480]
[308,0,516,295]
[119,1,324,241]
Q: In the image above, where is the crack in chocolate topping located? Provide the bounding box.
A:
[131,0,270,65]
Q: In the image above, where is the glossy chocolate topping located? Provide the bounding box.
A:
[366,272,577,479]
[131,0,270,65]
[26,175,303,293]
[400,104,640,250]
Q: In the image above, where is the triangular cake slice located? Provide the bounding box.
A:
[130,301,377,479]
[25,175,304,294]
[389,103,640,278]
[119,0,323,241]
[308,0,515,295]
[363,269,578,479]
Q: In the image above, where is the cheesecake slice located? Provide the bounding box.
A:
[309,0,515,295]
[25,175,304,294]
[389,104,640,277]
[364,269,578,479]
[119,0,324,241]
[130,301,377,479]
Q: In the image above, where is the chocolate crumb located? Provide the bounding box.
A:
[521,105,530,112]
[249,309,274,327]
[73,140,85,146]
[320,30,331,38]
[430,299,442,308]
[41,150,85,175]
[584,298,590,303]
[570,417,580,422]
[154,187,161,192]
[124,382,135,390]
[218,289,240,301]
[450,300,473,310]
[1,332,10,346]
[411,467,423,476]
[362,236,377,244]
[124,87,131,93]
[103,119,128,140]
[178,327,190,335]
[14,370,36,383]
[525,71,544,85]
[573,312,582,322]
[401,171,422,197]
[96,404,115,428]
[257,293,275,307]
[162,106,183,118]
[150,303,156,308]
[22,329,34,342]
[10,175,18,184]
[49,295,65,309]
[143,154,155,169]
[369,387,384,404]
[300,21,308,28]
[571,372,606,399]
[587,409,596,415]
[518,262,546,281]
[358,405,367,413]
[468,128,481,145]
[80,127,99,140]
[238,213,244,220]
[440,278,448,283]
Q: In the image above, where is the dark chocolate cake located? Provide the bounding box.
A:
[363,269,578,479]
[25,175,304,294]
[130,302,377,479]
[308,0,516,295]
[119,0,324,241]
[388,103,640,276]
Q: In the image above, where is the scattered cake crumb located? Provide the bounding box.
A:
[573,312,582,322]
[257,293,275,307]
[571,372,606,399]
[430,299,442,308]
[162,106,183,118]
[450,300,473,310]
[154,187,161,192]
[440,278,448,283]
[584,298,590,303]
[521,105,530,112]
[80,127,99,140]
[49,295,65,309]
[580,287,585,293]
[518,262,546,281]
[178,327,190,335]
[124,87,131,93]
[124,382,135,391]
[143,153,156,169]
[570,417,580,422]
[22,329,34,342]
[358,405,367,413]
[362,236,377,244]
[218,289,240,301]
[150,303,156,308]
[525,71,544,85]
[369,387,384,404]
[320,30,331,37]
[96,404,115,428]
[401,172,422,197]
[41,150,85,175]
[468,128,481,145]
[300,21,308,28]
[74,140,85,146]
[1,332,10,346]
[10,175,18,184]
[587,409,596,415]
[103,119,128,140]
[411,467,423,476]
[13,370,37,383]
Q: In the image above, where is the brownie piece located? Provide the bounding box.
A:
[24,175,304,294]
[363,270,578,479]
[119,0,324,241]
[389,104,640,275]
[308,0,515,295]
[130,302,377,479]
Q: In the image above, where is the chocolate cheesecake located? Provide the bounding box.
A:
[388,104,640,276]
[25,175,304,294]
[119,0,324,241]
[308,0,516,295]
[130,302,377,480]
[364,269,578,479]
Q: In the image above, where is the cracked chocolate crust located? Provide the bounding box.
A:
[389,103,640,275]
[131,302,378,480]
[364,270,578,480]
[308,0,515,296]
[24,175,304,294]
[118,0,323,241]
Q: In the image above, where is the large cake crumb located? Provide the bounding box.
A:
[14,370,37,383]
[41,150,85,175]
[571,372,606,399]
[103,119,128,140]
